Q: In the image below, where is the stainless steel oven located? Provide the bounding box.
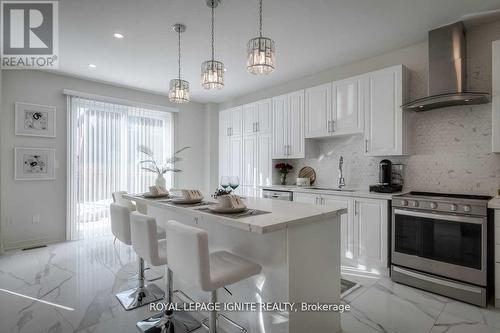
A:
[391,192,491,307]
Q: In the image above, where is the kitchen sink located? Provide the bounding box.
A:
[306,187,356,192]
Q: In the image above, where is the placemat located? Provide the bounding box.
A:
[196,207,270,219]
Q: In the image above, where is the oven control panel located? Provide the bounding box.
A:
[392,198,487,216]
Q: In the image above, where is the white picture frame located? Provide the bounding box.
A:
[15,102,56,138]
[15,148,56,181]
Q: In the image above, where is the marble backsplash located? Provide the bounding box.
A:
[277,103,500,195]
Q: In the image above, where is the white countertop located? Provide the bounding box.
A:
[260,185,407,200]
[124,194,347,234]
[489,196,500,209]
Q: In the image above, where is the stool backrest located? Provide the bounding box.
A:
[130,212,161,266]
[112,191,136,211]
[165,221,211,291]
[110,203,132,245]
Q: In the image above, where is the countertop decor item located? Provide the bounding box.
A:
[298,166,316,185]
[275,162,293,185]
[138,145,190,188]
[168,24,190,103]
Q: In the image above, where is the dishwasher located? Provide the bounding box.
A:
[262,189,293,201]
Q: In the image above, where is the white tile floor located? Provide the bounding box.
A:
[1,237,500,333]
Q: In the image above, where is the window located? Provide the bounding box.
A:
[67,96,174,240]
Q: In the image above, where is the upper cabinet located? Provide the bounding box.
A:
[272,91,305,159]
[220,106,243,138]
[305,76,364,138]
[364,65,410,156]
[333,75,364,135]
[493,40,500,153]
[242,99,272,135]
[305,83,331,138]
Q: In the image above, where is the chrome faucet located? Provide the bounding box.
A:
[337,156,346,189]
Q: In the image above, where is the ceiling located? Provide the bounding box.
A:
[57,0,500,103]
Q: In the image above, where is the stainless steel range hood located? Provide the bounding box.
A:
[402,21,490,112]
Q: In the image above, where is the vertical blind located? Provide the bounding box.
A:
[68,96,174,240]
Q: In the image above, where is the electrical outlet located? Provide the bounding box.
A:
[32,214,40,224]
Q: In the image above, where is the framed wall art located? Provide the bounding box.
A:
[15,148,56,180]
[15,102,56,137]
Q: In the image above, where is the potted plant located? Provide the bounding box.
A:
[138,145,190,189]
[275,162,293,185]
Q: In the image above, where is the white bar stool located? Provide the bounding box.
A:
[165,221,262,333]
[110,203,164,310]
[131,212,201,333]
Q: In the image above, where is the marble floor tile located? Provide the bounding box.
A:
[3,237,500,333]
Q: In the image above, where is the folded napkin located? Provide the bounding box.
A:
[181,189,203,200]
[149,186,168,196]
[219,194,246,209]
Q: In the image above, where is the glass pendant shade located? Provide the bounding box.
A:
[168,79,190,103]
[247,36,275,75]
[201,59,224,89]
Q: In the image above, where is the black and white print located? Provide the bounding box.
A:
[15,102,56,137]
[15,148,56,180]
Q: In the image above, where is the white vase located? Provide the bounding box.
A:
[155,174,166,189]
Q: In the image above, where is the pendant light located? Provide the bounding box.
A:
[247,0,275,75]
[201,0,225,89]
[169,24,190,103]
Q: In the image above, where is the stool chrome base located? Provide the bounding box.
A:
[136,310,201,333]
[116,283,164,311]
[202,314,247,333]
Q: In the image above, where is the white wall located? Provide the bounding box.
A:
[220,20,500,196]
[1,70,209,250]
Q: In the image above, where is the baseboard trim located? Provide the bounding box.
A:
[3,237,64,251]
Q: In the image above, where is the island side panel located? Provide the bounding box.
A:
[287,215,341,333]
[149,205,290,333]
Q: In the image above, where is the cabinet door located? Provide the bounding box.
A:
[322,196,355,265]
[287,90,305,158]
[305,83,331,138]
[355,198,388,269]
[365,65,404,156]
[219,136,229,179]
[272,94,288,158]
[228,136,242,179]
[242,134,257,186]
[332,76,364,135]
[257,133,272,187]
[229,106,243,136]
[256,99,272,133]
[293,192,318,204]
[242,103,257,135]
[219,109,230,138]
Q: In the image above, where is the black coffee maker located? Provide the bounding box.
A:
[369,159,403,193]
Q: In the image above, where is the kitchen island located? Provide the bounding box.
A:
[124,194,347,333]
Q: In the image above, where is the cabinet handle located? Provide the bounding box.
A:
[355,201,358,215]
[327,120,331,132]
[227,127,230,136]
[257,122,259,132]
[253,123,256,132]
[365,139,368,153]
[230,127,233,136]
[331,120,335,132]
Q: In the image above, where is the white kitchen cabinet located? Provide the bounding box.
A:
[242,99,272,135]
[219,107,243,180]
[229,106,243,136]
[354,197,388,269]
[241,132,272,188]
[493,40,500,153]
[293,192,388,269]
[256,133,272,186]
[228,136,242,180]
[272,91,305,159]
[305,83,331,138]
[364,65,410,156]
[242,134,257,186]
[322,195,355,266]
[494,208,500,307]
[333,75,364,135]
[219,110,230,179]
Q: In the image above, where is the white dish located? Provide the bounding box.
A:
[208,205,247,214]
[171,198,203,204]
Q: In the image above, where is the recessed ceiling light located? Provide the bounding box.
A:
[113,33,124,39]
[88,64,97,68]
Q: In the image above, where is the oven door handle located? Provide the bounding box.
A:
[393,209,484,224]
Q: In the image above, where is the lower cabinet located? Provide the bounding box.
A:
[293,192,388,269]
